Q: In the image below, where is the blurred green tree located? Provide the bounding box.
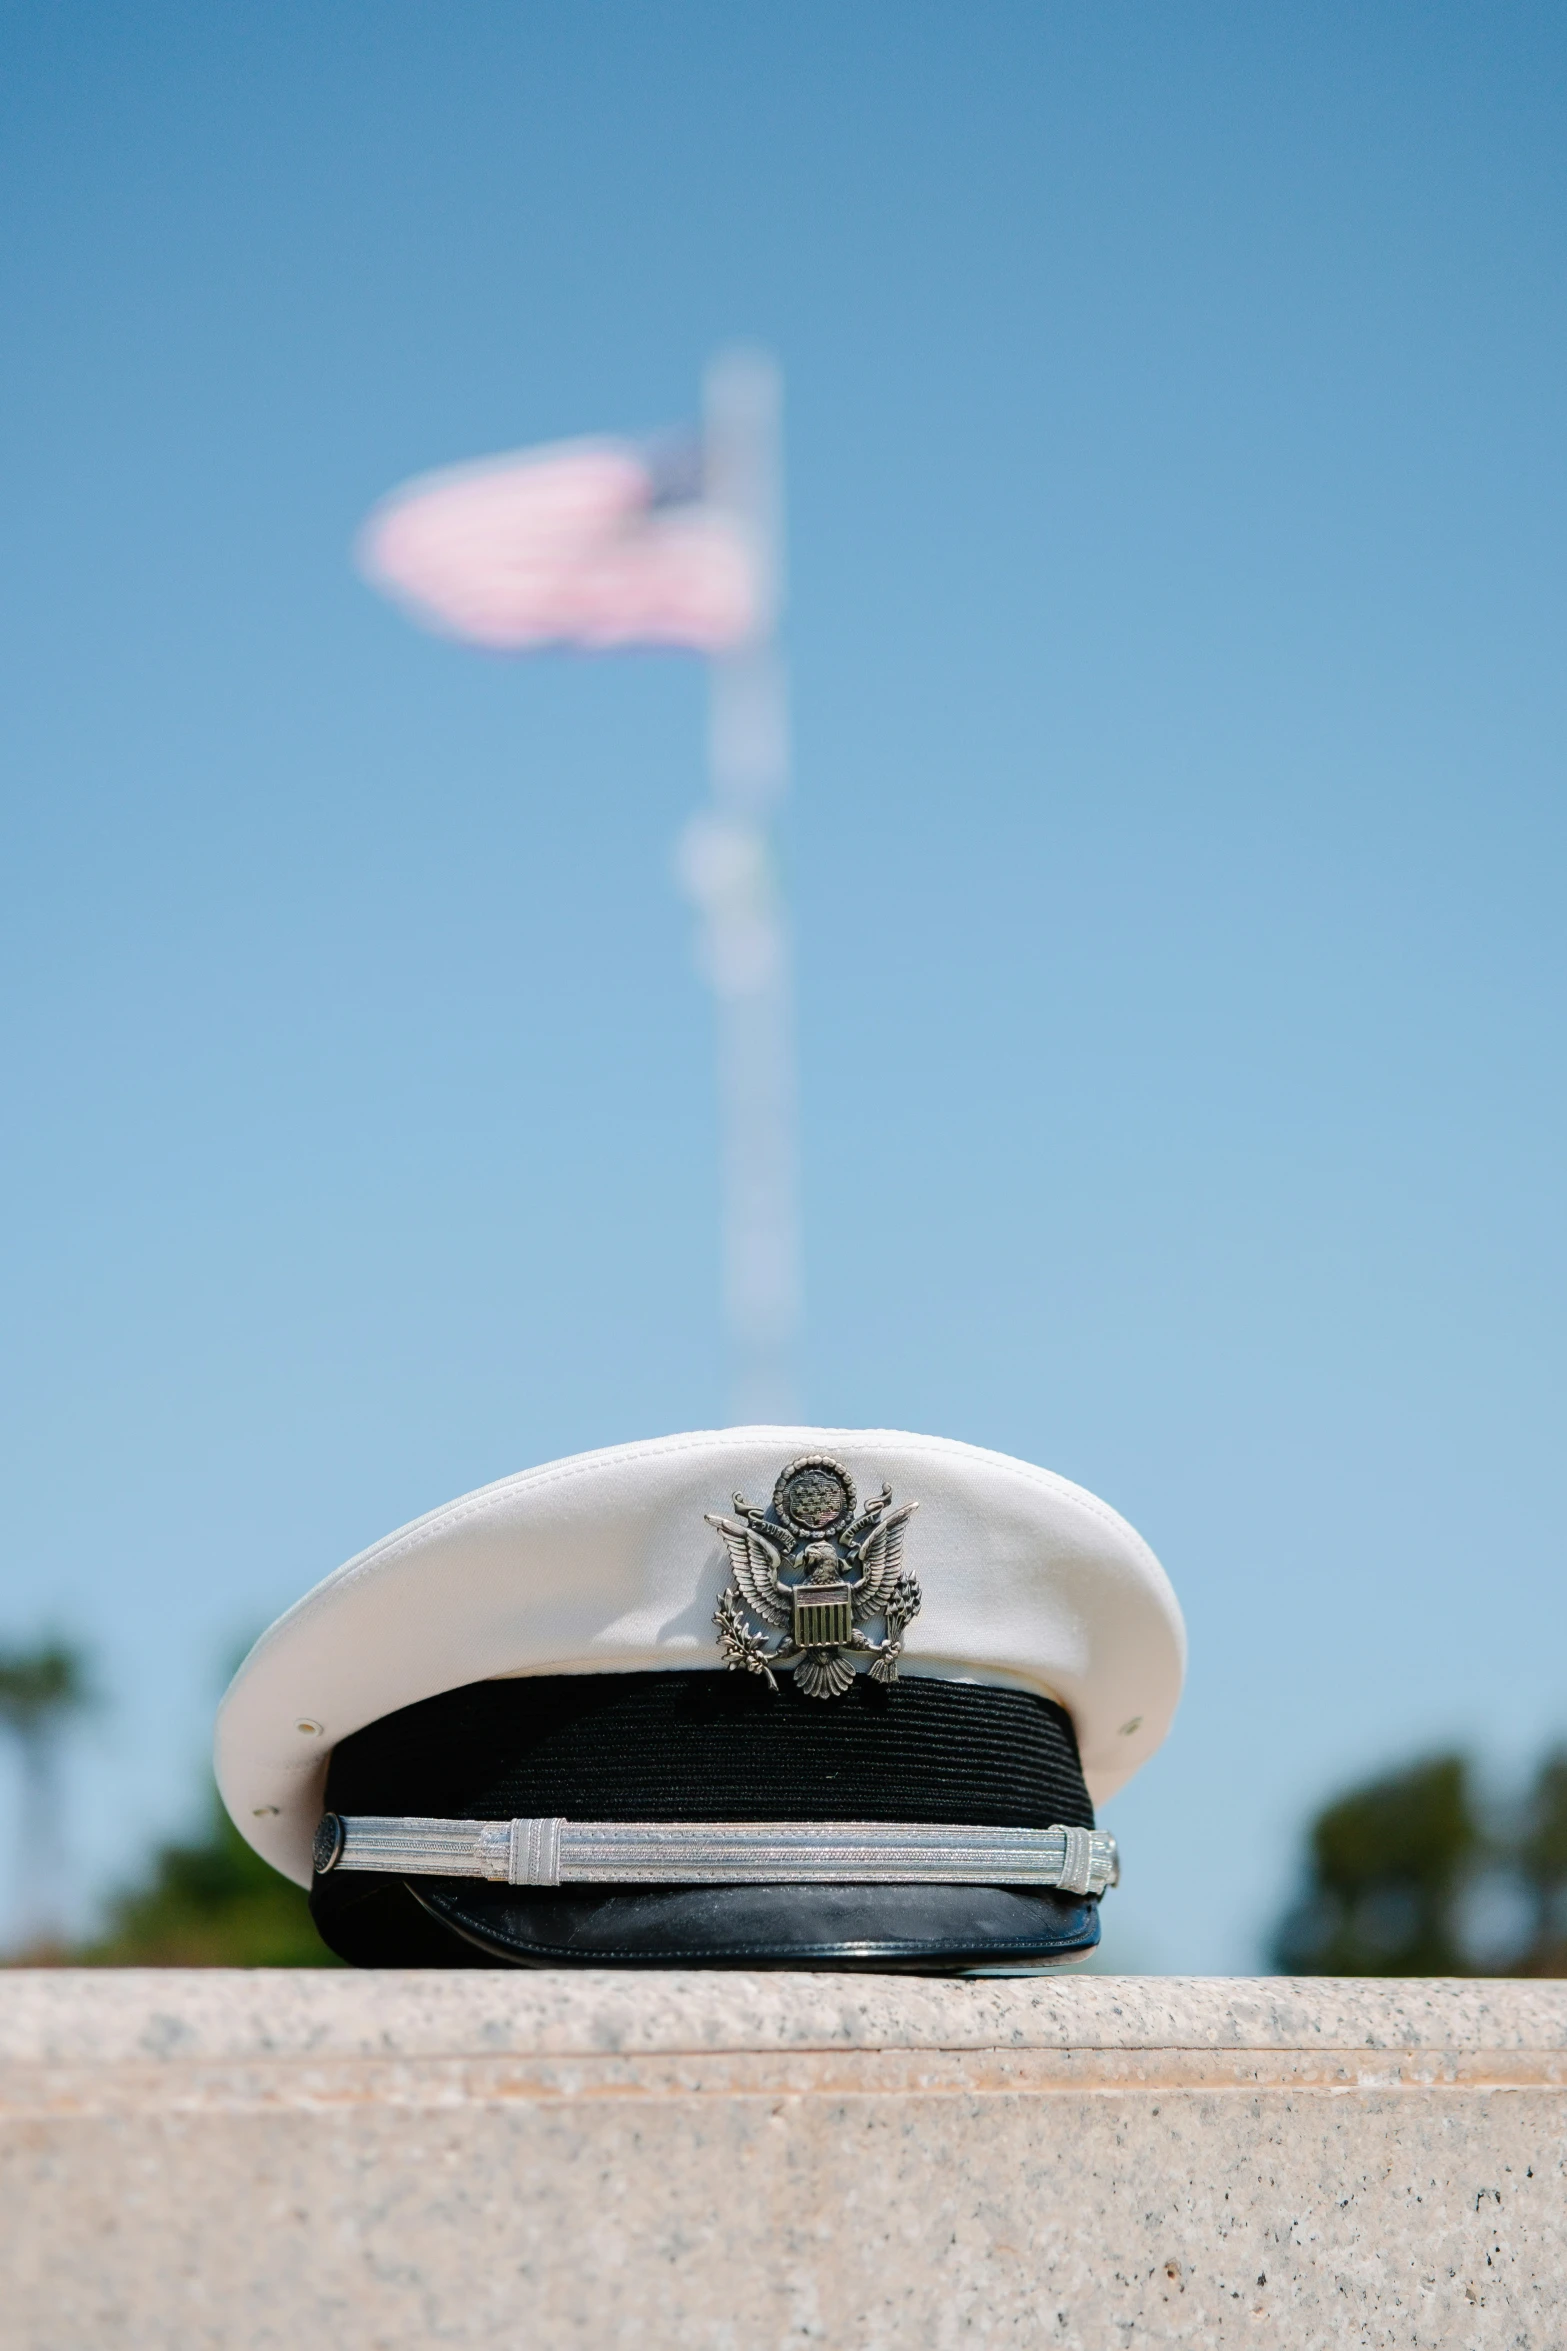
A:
[1514,1747,1567,1977]
[1273,1754,1480,1974]
[79,1787,338,1967]
[1275,1746,1567,1977]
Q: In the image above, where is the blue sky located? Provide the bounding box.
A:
[1,3,1564,1969]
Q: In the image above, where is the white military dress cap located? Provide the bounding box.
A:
[217,1427,1185,1972]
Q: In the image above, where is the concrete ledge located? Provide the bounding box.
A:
[3,1971,1565,2345]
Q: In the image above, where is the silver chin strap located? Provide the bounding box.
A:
[313,1813,1118,1897]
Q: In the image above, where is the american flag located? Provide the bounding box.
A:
[357,437,762,653]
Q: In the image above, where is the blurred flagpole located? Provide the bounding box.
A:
[356,349,801,1426]
[678,353,800,1422]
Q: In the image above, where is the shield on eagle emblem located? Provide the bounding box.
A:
[708,1454,922,1699]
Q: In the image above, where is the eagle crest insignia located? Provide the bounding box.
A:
[708,1453,921,1700]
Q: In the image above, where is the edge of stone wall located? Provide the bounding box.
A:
[1,1968,1564,2065]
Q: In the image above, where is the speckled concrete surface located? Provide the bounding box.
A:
[2,1971,1564,2347]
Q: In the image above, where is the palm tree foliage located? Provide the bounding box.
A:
[0,1639,93,1951]
[0,1643,90,1734]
